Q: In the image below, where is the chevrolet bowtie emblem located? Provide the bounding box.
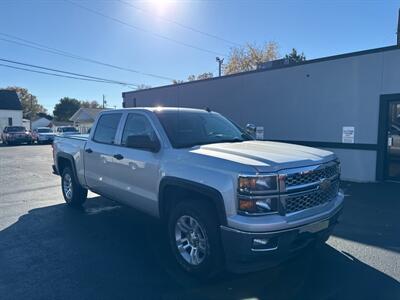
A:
[319,178,331,191]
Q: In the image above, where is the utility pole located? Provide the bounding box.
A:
[102,94,106,108]
[30,95,33,130]
[216,57,224,77]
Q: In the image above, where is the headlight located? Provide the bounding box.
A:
[238,175,279,215]
[238,175,278,194]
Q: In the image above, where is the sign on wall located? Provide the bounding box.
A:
[342,126,355,143]
[256,126,264,140]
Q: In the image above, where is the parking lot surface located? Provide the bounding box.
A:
[0,144,399,300]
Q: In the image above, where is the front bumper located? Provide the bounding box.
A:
[38,135,55,142]
[220,199,343,273]
[6,136,33,143]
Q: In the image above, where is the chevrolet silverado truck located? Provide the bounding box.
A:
[52,107,344,277]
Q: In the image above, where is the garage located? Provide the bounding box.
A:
[122,45,400,183]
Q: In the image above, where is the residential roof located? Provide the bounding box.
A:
[69,108,108,122]
[0,90,23,110]
[122,44,400,97]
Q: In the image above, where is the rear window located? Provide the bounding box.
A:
[6,126,26,132]
[61,127,78,132]
[38,128,52,133]
[93,113,122,144]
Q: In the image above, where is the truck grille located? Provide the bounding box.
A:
[281,162,340,214]
[284,180,339,214]
[285,163,339,187]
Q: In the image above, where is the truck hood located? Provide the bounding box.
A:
[191,140,336,172]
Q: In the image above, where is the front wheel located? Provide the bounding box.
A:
[61,167,87,207]
[167,200,224,278]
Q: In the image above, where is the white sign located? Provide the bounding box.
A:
[255,126,264,140]
[342,126,355,143]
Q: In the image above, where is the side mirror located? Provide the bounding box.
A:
[246,123,256,136]
[126,135,160,152]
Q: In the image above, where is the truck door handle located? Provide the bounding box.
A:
[113,154,124,160]
[85,148,93,153]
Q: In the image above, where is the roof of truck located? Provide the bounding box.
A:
[109,107,215,114]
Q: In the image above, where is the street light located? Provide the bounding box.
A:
[216,57,224,77]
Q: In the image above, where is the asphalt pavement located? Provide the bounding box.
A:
[0,144,399,300]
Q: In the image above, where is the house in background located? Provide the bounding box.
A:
[69,108,108,133]
[0,90,23,132]
[31,116,53,130]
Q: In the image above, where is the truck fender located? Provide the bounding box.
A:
[56,152,78,180]
[158,176,227,225]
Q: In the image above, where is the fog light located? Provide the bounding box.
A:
[253,238,268,246]
[252,237,278,251]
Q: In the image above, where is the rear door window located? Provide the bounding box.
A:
[93,113,122,144]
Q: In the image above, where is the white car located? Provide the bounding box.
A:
[56,126,80,136]
[33,127,55,144]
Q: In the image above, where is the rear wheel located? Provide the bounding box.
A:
[61,167,87,207]
[167,199,224,278]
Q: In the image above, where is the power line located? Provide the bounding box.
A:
[64,0,227,57]
[0,32,174,81]
[0,58,139,88]
[118,0,240,47]
[0,63,128,85]
[0,57,138,86]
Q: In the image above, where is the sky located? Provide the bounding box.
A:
[0,0,400,113]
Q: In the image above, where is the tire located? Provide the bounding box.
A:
[167,199,224,279]
[61,167,87,207]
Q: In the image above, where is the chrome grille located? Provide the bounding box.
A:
[281,162,340,214]
[284,181,339,214]
[285,163,339,187]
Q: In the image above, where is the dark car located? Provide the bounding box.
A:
[1,126,34,145]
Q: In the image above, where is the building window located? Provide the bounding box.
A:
[8,118,12,126]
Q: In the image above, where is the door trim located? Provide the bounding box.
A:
[376,94,400,181]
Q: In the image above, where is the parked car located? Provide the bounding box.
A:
[32,127,56,144]
[52,107,344,278]
[1,126,33,145]
[56,126,79,136]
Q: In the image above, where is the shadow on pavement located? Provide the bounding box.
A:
[0,196,399,300]
[333,181,400,253]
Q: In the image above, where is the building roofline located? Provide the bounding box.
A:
[123,44,400,97]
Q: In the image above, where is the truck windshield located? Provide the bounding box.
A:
[155,110,252,148]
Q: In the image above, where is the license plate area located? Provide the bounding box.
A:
[299,220,329,234]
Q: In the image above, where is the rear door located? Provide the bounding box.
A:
[84,112,123,197]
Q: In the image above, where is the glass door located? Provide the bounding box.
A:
[386,101,400,180]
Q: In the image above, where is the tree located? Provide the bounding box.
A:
[4,86,46,119]
[223,42,279,75]
[53,97,81,121]
[80,100,101,108]
[194,72,213,81]
[285,48,306,63]
[172,79,184,84]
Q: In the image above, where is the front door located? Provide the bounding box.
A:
[386,101,400,181]
[111,112,161,215]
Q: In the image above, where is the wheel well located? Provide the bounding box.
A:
[57,156,72,175]
[159,183,227,225]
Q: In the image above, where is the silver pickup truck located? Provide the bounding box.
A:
[52,107,344,277]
